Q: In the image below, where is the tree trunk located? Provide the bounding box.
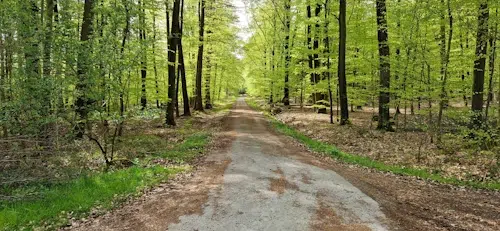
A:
[139,0,147,110]
[193,0,205,111]
[311,3,326,113]
[153,14,160,109]
[213,64,217,100]
[166,0,181,126]
[485,9,497,122]
[437,0,453,142]
[376,0,393,131]
[324,0,333,124]
[175,63,180,116]
[338,0,349,125]
[75,0,95,138]
[117,0,130,136]
[43,0,54,79]
[283,0,291,107]
[307,3,314,103]
[471,1,489,128]
[218,67,223,100]
[205,43,212,109]
[178,0,191,116]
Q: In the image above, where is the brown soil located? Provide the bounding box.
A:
[269,167,299,195]
[311,192,371,231]
[301,172,312,184]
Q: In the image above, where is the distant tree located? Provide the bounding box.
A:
[283,0,291,107]
[139,0,147,110]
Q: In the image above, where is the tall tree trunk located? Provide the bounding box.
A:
[117,0,130,136]
[218,67,224,100]
[324,0,333,124]
[178,0,190,116]
[283,0,291,107]
[312,3,326,113]
[178,41,190,116]
[205,43,212,109]
[175,64,180,116]
[338,0,349,125]
[165,0,171,36]
[376,0,393,131]
[24,1,40,82]
[153,14,160,109]
[43,0,54,79]
[139,0,147,110]
[75,0,95,138]
[437,0,453,142]
[307,3,314,103]
[471,0,489,128]
[0,36,4,101]
[270,46,275,104]
[485,9,497,122]
[166,0,181,126]
[193,0,205,111]
[212,63,217,100]
[394,0,402,115]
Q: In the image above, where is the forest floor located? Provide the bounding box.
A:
[272,103,500,182]
[70,97,500,231]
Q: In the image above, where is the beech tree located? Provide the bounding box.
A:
[193,0,206,111]
[471,0,489,128]
[338,0,348,125]
[75,0,95,138]
[166,0,181,126]
[375,0,392,131]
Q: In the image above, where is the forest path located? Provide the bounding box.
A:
[72,97,389,231]
[168,98,388,231]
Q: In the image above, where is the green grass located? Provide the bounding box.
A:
[0,166,185,230]
[0,133,211,230]
[158,133,210,163]
[246,97,500,191]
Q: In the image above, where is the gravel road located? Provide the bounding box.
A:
[168,98,388,231]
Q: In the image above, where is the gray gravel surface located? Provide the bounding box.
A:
[168,98,388,231]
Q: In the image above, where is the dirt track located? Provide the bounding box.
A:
[71,98,500,231]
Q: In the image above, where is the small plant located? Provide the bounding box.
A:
[86,112,124,167]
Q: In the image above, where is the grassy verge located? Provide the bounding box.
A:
[156,133,209,163]
[0,133,210,230]
[246,97,500,190]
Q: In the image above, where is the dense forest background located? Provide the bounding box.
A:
[2,0,500,229]
[244,0,500,182]
[0,0,244,166]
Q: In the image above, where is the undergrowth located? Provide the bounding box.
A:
[0,131,211,230]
